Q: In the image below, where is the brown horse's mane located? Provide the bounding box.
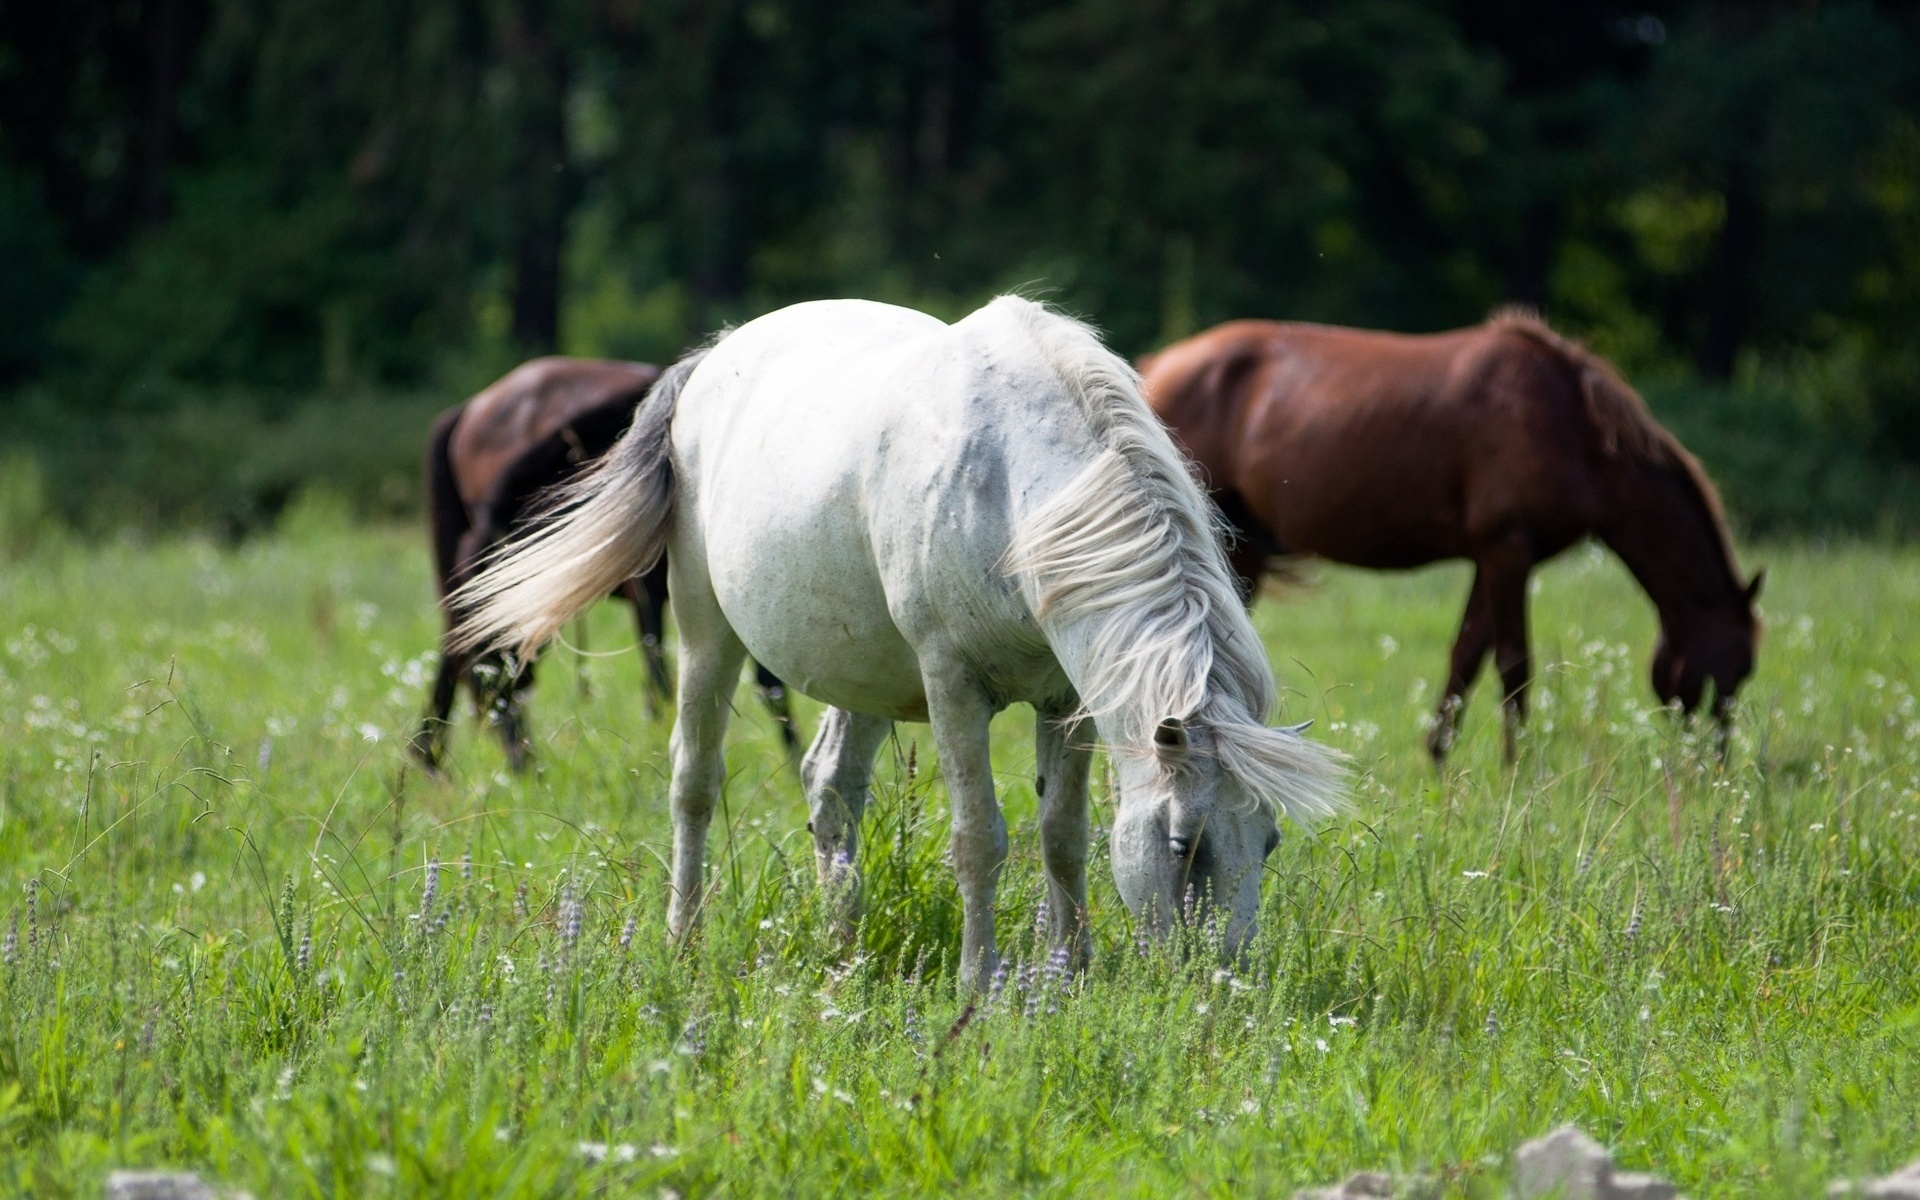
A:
[1485,305,1743,590]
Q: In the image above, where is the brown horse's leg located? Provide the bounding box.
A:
[1429,569,1495,762]
[1483,545,1535,765]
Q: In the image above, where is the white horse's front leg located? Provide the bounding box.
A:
[1035,709,1094,971]
[922,662,1006,992]
[800,707,893,941]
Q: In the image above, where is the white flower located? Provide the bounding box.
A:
[1462,870,1489,879]
[190,871,207,892]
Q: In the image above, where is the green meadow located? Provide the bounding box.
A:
[2,508,1917,1197]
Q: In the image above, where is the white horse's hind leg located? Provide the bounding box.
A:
[664,566,748,944]
[922,659,1007,992]
[800,707,893,940]
[1035,710,1094,971]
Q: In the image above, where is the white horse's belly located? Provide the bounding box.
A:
[706,507,931,720]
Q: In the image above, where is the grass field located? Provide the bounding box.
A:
[2,510,1918,1197]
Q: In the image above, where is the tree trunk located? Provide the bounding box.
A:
[505,2,569,355]
[137,0,190,227]
[1697,160,1760,381]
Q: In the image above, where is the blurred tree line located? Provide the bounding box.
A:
[2,0,1919,533]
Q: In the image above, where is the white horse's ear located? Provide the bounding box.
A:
[1154,716,1190,761]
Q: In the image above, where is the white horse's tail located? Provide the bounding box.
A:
[451,347,709,660]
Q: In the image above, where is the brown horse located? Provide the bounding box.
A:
[1141,311,1762,762]
[409,356,795,772]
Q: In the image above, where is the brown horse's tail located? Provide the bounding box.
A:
[425,404,469,601]
[450,345,713,660]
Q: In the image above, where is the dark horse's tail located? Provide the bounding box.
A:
[451,346,711,659]
[425,404,469,601]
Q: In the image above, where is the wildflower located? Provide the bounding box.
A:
[25,879,37,954]
[1044,944,1069,985]
[619,915,637,950]
[420,857,439,921]
[559,885,582,946]
[1484,1009,1499,1036]
[1625,904,1642,943]
[295,927,312,975]
[514,882,529,918]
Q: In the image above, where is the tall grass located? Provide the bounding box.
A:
[0,523,1916,1196]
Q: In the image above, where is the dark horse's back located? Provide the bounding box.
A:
[413,356,798,771]
[413,358,663,771]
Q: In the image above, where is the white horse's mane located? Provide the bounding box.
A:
[996,296,1343,822]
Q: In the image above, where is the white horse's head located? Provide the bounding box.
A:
[1110,715,1314,956]
[997,296,1345,961]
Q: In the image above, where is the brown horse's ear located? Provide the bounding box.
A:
[1745,569,1766,604]
[1154,716,1190,761]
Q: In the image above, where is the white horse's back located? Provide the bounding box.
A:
[675,297,1099,719]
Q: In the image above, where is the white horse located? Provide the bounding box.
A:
[455,296,1343,989]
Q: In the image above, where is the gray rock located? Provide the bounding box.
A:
[104,1172,217,1200]
[1514,1126,1614,1200]
[1608,1172,1678,1200]
[1829,1159,1920,1199]
[1293,1170,1439,1200]
[1511,1126,1684,1200]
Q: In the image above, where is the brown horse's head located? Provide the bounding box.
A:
[1652,570,1764,725]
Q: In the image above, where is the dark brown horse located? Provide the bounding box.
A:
[1141,311,1762,762]
[409,356,795,771]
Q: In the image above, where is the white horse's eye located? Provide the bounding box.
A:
[1169,836,1193,859]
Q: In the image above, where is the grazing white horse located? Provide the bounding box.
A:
[455,296,1342,989]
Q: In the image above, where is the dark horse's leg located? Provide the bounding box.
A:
[412,645,466,771]
[469,649,535,771]
[754,663,800,756]
[411,406,470,774]
[624,563,674,719]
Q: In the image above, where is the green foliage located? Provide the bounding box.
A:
[6,2,1920,532]
[53,171,382,401]
[1,529,1919,1194]
[0,166,74,385]
[1,389,446,536]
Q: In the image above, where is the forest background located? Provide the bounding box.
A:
[3,0,1919,538]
